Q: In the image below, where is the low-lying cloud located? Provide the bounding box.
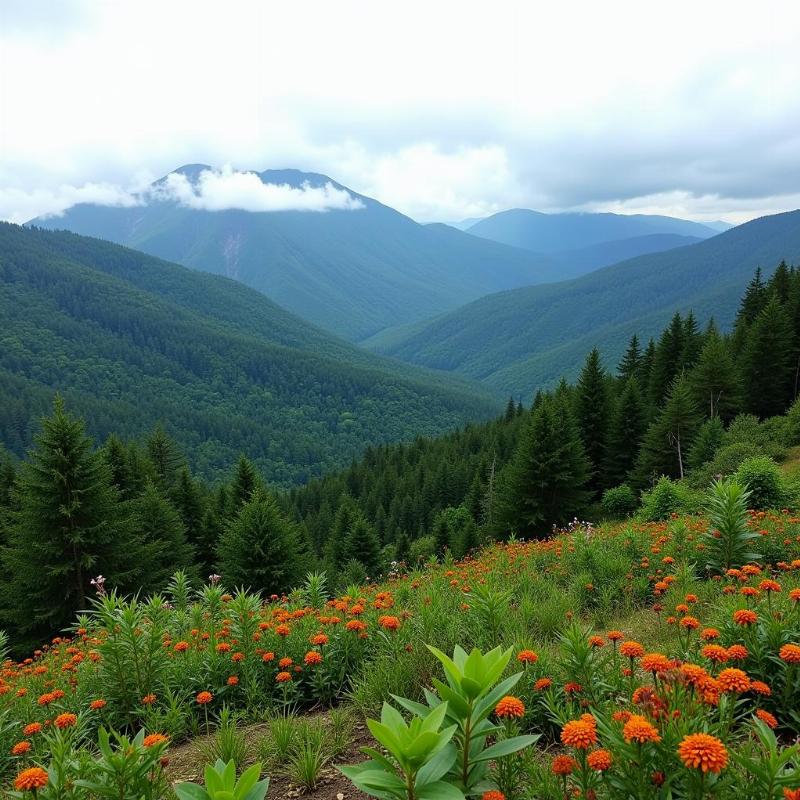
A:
[151,166,364,212]
[6,166,364,223]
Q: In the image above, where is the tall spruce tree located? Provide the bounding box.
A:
[576,348,609,489]
[604,377,646,486]
[1,398,131,647]
[739,296,794,418]
[648,313,685,405]
[229,455,261,514]
[145,425,184,491]
[688,329,742,420]
[343,516,383,579]
[618,334,642,382]
[495,393,590,537]
[217,491,306,595]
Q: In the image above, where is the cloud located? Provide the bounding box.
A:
[1,183,140,224]
[150,166,364,212]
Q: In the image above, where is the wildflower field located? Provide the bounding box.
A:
[2,498,800,798]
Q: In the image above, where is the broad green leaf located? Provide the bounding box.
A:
[474,734,539,762]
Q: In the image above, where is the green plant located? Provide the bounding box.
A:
[394,645,538,796]
[175,760,269,800]
[704,478,761,573]
[259,713,300,769]
[301,571,329,609]
[734,456,787,510]
[75,728,169,800]
[730,718,800,800]
[200,706,248,767]
[340,700,461,800]
[601,484,638,518]
[286,739,330,790]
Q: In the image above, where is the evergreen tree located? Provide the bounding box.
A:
[636,374,701,481]
[102,434,134,499]
[324,496,359,573]
[681,312,703,369]
[648,313,685,405]
[604,378,646,486]
[575,348,609,489]
[394,531,411,565]
[687,417,725,471]
[344,516,383,579]
[129,481,195,591]
[197,507,224,575]
[217,491,306,595]
[688,330,742,420]
[495,393,590,537]
[504,397,517,422]
[1,398,130,646]
[640,338,657,389]
[618,334,642,382]
[432,513,451,555]
[171,468,205,554]
[145,425,184,491]
[739,296,794,418]
[228,455,261,514]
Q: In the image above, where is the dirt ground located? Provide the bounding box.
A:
[164,711,372,800]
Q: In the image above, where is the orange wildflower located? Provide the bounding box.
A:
[677,733,728,773]
[623,714,661,744]
[561,719,597,749]
[495,696,525,718]
[14,767,49,791]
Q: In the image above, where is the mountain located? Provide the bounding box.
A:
[0,223,500,485]
[466,208,719,253]
[30,166,563,341]
[366,210,800,397]
[705,220,736,232]
[550,233,704,278]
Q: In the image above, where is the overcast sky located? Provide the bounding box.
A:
[1,0,799,224]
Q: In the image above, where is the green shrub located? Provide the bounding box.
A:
[637,477,701,521]
[601,484,638,518]
[782,396,800,445]
[703,478,761,573]
[734,456,787,510]
[724,414,785,460]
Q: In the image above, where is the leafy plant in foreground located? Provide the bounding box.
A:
[704,478,761,573]
[174,760,269,800]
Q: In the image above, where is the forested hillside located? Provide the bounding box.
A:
[0,223,498,484]
[31,166,562,340]
[368,210,800,395]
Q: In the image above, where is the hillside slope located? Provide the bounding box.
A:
[31,166,561,340]
[466,208,719,252]
[368,210,800,396]
[0,224,498,484]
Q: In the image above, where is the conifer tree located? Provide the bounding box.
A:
[1,398,130,646]
[648,313,685,405]
[495,393,590,537]
[504,397,517,422]
[228,455,261,514]
[576,348,609,489]
[145,425,184,491]
[171,468,205,554]
[618,334,642,382]
[604,377,646,486]
[129,481,195,591]
[344,516,383,579]
[217,491,306,595]
[394,531,411,565]
[432,513,451,555]
[640,338,657,389]
[102,434,134,499]
[324,496,359,573]
[681,312,703,369]
[688,330,742,420]
[687,417,725,471]
[739,296,794,418]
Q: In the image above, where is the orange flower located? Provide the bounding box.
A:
[23,723,42,736]
[54,713,77,729]
[275,625,291,637]
[495,696,525,719]
[378,615,401,631]
[588,635,605,648]
[142,693,157,705]
[304,651,322,666]
[677,733,728,773]
[607,630,624,642]
[551,754,577,776]
[89,699,107,710]
[346,619,366,632]
[482,792,505,800]
[12,741,32,755]
[680,615,699,630]
[641,653,671,674]
[561,719,597,749]
[174,641,190,652]
[587,749,613,771]
[196,691,213,705]
[143,733,169,747]
[756,709,778,729]
[701,645,729,664]
[620,641,645,659]
[262,651,274,662]
[779,644,800,664]
[717,668,750,694]
[276,671,292,683]
[517,649,538,664]
[534,677,552,691]
[227,675,239,686]
[623,714,661,744]
[783,789,800,800]
[278,657,293,668]
[310,633,329,646]
[751,680,772,696]
[727,644,748,660]
[14,767,49,791]
[733,609,758,626]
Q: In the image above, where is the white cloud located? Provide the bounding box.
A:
[1,183,140,224]
[150,166,364,212]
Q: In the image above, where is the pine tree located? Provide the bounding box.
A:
[636,374,701,481]
[229,455,261,514]
[495,393,590,537]
[687,417,725,471]
[102,434,134,499]
[640,338,657,389]
[129,481,195,592]
[648,313,685,405]
[394,531,411,565]
[575,348,609,489]
[324,496,359,573]
[171,468,204,549]
[604,378,646,486]
[681,312,703,369]
[504,397,517,422]
[1,398,130,646]
[344,516,383,579]
[688,330,742,420]
[618,334,642,382]
[145,425,184,491]
[217,491,306,595]
[197,507,223,575]
[739,296,794,418]
[432,513,451,555]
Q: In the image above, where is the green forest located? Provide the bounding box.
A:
[3,259,800,651]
